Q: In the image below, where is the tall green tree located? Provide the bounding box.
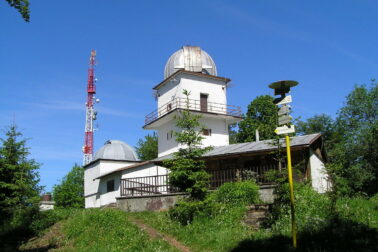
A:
[236,95,277,143]
[163,90,211,200]
[53,164,84,208]
[297,113,335,150]
[135,132,158,161]
[330,82,378,196]
[0,125,41,225]
[5,0,30,22]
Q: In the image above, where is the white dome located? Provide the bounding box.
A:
[164,46,217,79]
[94,140,138,161]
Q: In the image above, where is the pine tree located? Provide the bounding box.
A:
[163,90,211,200]
[0,125,41,225]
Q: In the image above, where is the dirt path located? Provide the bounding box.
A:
[128,216,192,252]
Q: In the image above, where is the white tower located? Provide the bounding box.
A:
[144,46,242,157]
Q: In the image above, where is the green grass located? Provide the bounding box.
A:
[130,190,378,252]
[131,206,254,252]
[62,208,178,252]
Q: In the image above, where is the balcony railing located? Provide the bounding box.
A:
[145,97,242,125]
[120,164,278,197]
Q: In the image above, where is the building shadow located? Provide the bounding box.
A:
[230,217,378,252]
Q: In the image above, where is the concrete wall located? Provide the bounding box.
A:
[310,150,331,193]
[117,193,187,212]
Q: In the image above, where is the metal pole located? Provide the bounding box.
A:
[285,135,297,248]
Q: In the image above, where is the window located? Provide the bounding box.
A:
[202,129,212,136]
[106,180,115,192]
[167,130,173,140]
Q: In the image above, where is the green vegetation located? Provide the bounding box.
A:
[135,132,158,161]
[133,185,378,252]
[297,82,378,197]
[163,89,211,200]
[5,0,30,22]
[53,164,84,208]
[0,125,42,229]
[235,95,278,143]
[62,209,177,251]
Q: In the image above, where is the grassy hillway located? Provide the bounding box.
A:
[2,190,378,251]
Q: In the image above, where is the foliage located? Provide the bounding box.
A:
[212,181,260,206]
[135,132,158,161]
[236,95,277,143]
[296,113,335,150]
[63,209,176,251]
[0,125,41,227]
[163,89,211,200]
[5,0,30,22]
[53,164,84,208]
[330,82,378,196]
[29,208,79,235]
[168,199,213,225]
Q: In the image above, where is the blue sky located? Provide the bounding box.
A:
[1,1,377,192]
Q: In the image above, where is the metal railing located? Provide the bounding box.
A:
[145,97,242,125]
[120,164,279,197]
[120,175,179,197]
[208,164,280,190]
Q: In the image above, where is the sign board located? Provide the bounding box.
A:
[278,115,292,126]
[274,95,292,105]
[278,105,291,116]
[275,125,296,135]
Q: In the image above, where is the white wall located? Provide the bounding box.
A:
[309,150,331,193]
[157,73,228,112]
[98,173,121,206]
[84,162,101,208]
[157,116,229,157]
[84,160,139,208]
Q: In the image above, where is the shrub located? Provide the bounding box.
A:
[168,200,213,225]
[213,181,260,206]
[29,208,78,235]
[267,182,332,234]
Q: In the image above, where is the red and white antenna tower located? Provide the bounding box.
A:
[83,50,99,165]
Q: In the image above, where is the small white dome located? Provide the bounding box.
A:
[94,140,138,161]
[164,46,217,79]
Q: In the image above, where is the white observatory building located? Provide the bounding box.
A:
[144,46,242,157]
[84,46,330,209]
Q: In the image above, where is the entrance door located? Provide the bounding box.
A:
[200,94,208,112]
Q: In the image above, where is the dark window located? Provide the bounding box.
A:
[202,129,212,136]
[167,130,173,140]
[200,94,208,112]
[107,180,115,192]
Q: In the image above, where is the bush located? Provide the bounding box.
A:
[212,181,260,206]
[267,183,332,234]
[168,200,213,225]
[29,208,78,235]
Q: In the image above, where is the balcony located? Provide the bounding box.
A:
[144,97,242,126]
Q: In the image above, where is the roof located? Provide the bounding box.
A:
[95,161,152,180]
[164,46,217,79]
[95,133,322,179]
[153,133,322,161]
[153,70,230,90]
[93,140,139,162]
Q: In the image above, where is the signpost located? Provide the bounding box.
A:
[269,80,298,248]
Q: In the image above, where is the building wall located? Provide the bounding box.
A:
[309,150,330,193]
[157,73,227,109]
[98,173,121,206]
[84,160,139,208]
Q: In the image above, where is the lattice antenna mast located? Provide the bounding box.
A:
[83,50,99,165]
